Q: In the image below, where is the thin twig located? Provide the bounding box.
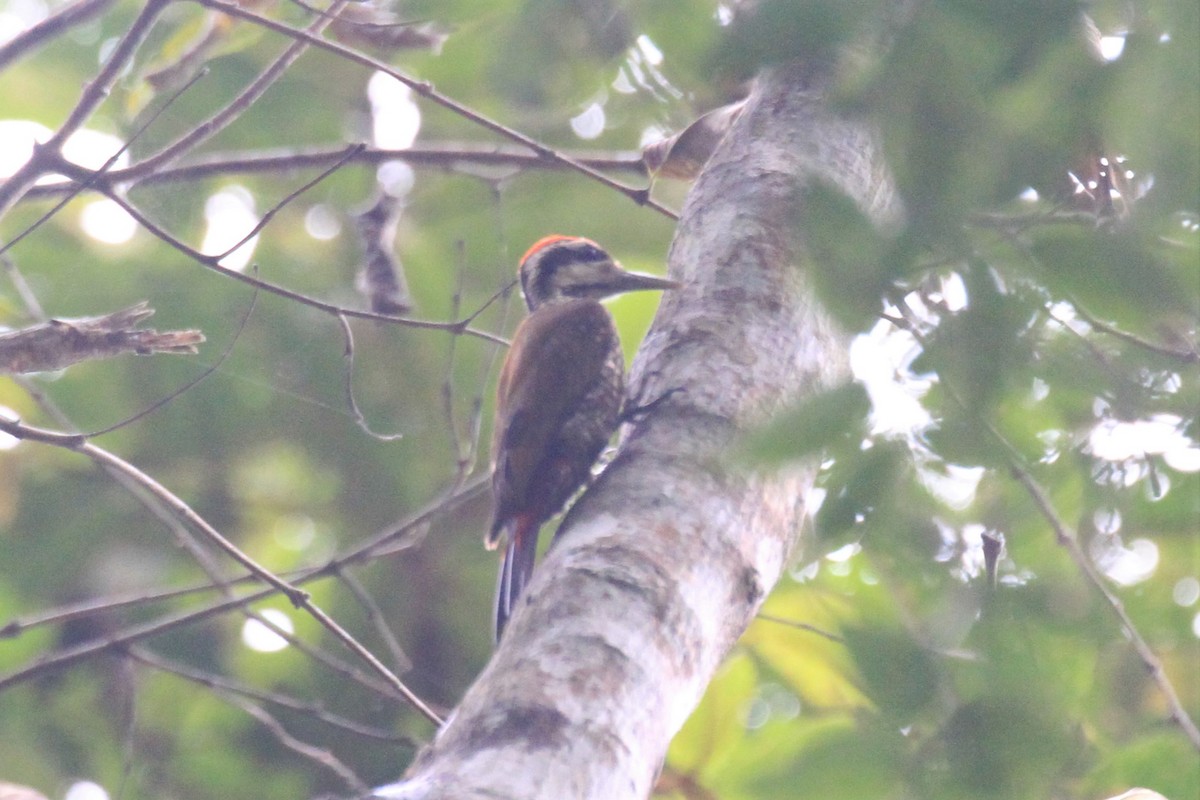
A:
[0,0,171,218]
[1009,465,1200,750]
[129,646,416,745]
[0,582,276,691]
[188,0,679,220]
[441,241,468,476]
[335,568,413,674]
[83,287,256,437]
[130,0,350,175]
[0,256,47,320]
[0,65,208,260]
[0,565,405,703]
[335,314,404,440]
[22,145,647,201]
[455,275,516,488]
[0,416,444,725]
[966,207,1100,232]
[756,613,845,642]
[100,190,507,345]
[218,690,371,792]
[1,574,267,639]
[1070,302,1199,364]
[0,0,118,70]
[892,295,1200,751]
[214,144,366,262]
[115,658,140,800]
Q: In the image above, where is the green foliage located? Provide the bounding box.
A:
[798,183,899,329]
[1027,224,1197,324]
[710,0,881,80]
[697,1,1199,799]
[841,624,941,719]
[741,381,870,465]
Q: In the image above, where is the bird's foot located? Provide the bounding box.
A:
[620,386,685,424]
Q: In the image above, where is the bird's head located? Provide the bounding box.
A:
[517,235,679,311]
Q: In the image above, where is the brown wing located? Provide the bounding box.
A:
[489,300,620,543]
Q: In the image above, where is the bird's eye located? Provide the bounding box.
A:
[536,246,582,275]
[577,244,608,262]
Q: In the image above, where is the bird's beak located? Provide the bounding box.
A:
[606,267,681,295]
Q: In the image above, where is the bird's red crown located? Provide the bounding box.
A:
[519,234,599,268]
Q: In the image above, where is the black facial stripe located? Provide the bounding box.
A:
[563,282,610,297]
[537,241,607,274]
[526,240,609,306]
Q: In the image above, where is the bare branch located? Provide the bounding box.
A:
[0,0,119,71]
[0,578,272,691]
[211,142,366,262]
[219,688,372,793]
[0,64,208,261]
[0,453,486,703]
[0,0,171,218]
[187,0,679,220]
[100,190,507,345]
[1010,465,1200,751]
[130,0,350,175]
[894,293,1200,753]
[335,568,414,675]
[1,576,261,639]
[0,570,409,704]
[1070,301,1200,363]
[0,472,488,649]
[21,144,647,201]
[336,314,404,441]
[128,645,417,745]
[0,415,444,726]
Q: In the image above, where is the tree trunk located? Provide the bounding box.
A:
[372,63,898,800]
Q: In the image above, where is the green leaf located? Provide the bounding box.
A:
[815,440,909,539]
[745,716,907,799]
[936,697,1085,800]
[744,588,871,711]
[799,183,899,330]
[1028,227,1198,325]
[913,262,1038,415]
[709,0,881,80]
[843,624,941,718]
[739,381,870,466]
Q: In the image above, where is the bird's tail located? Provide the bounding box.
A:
[493,515,538,642]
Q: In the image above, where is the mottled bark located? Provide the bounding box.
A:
[0,302,203,374]
[373,64,899,800]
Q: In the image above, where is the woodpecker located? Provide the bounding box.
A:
[487,235,678,640]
